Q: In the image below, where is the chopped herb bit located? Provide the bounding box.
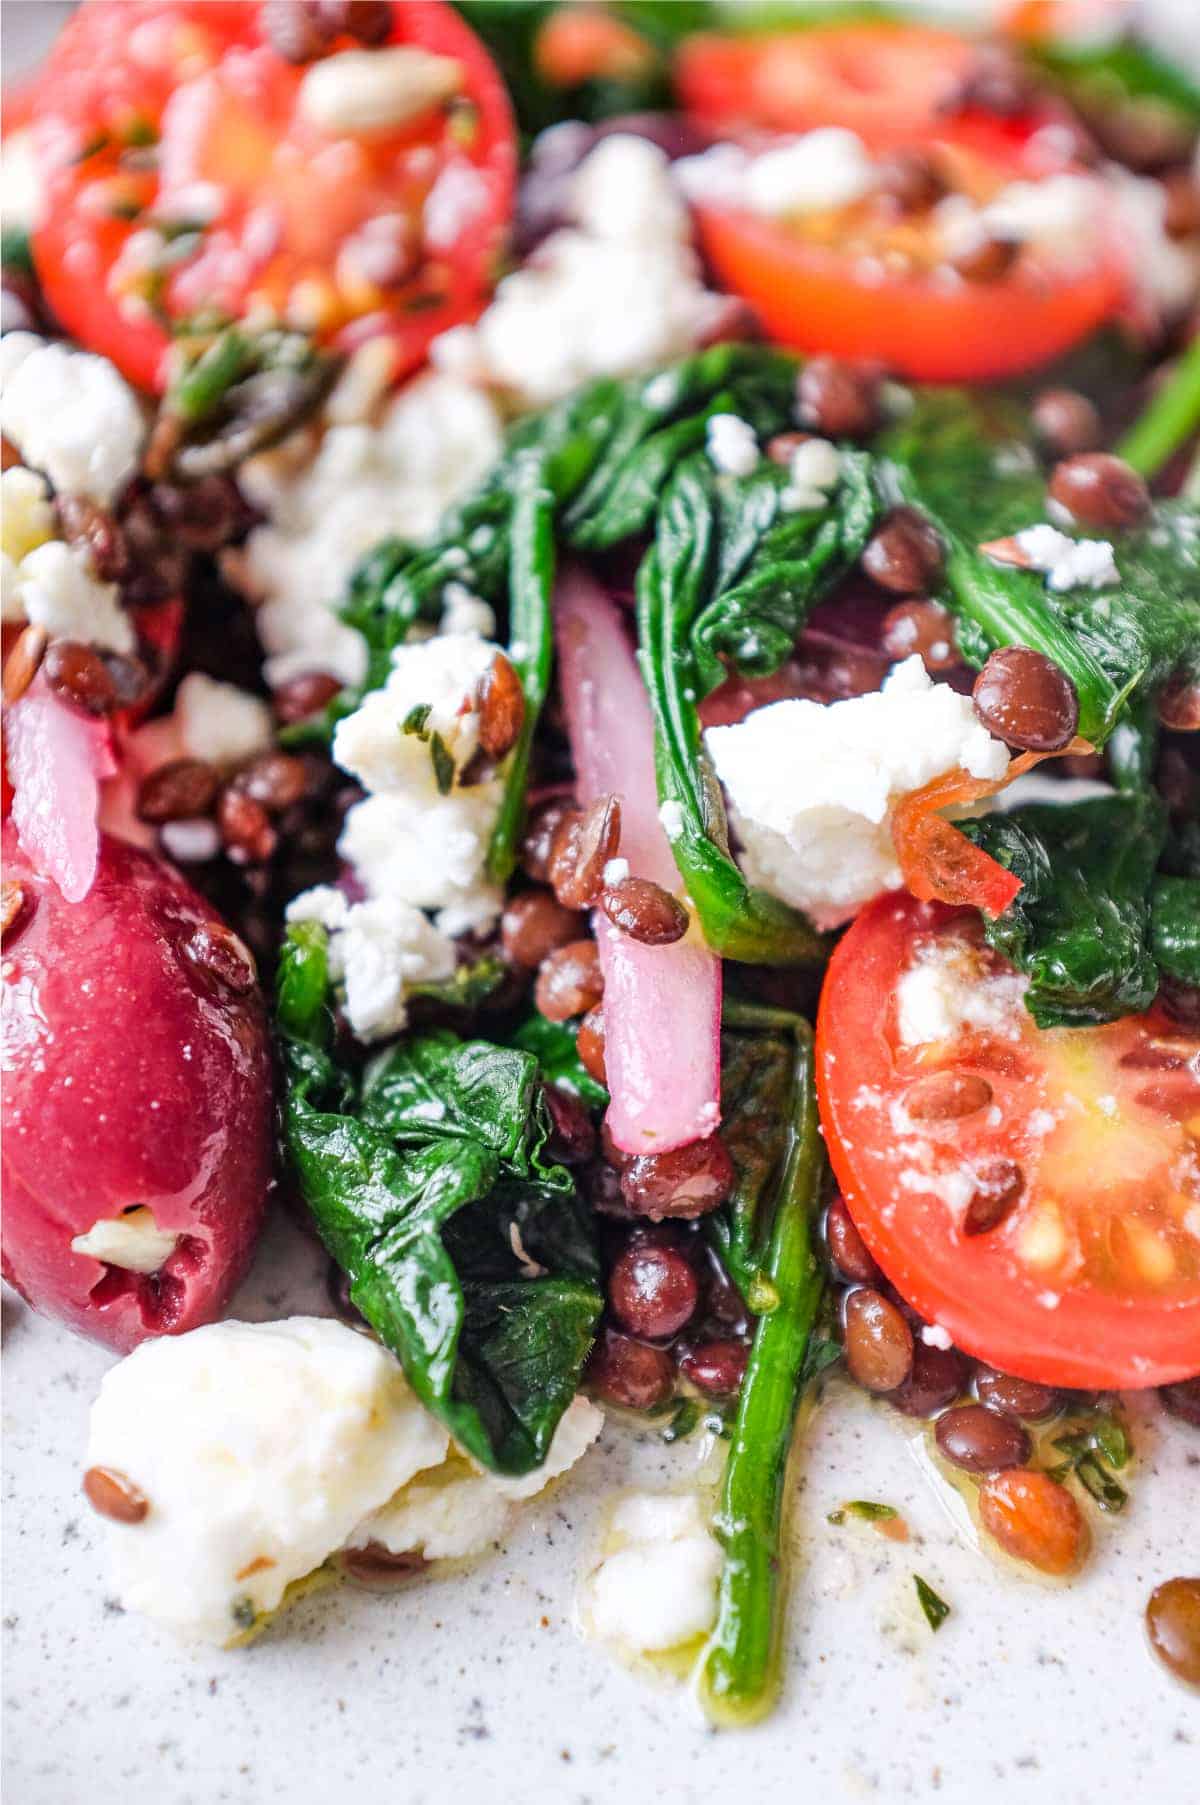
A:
[1073,1455,1128,1514]
[106,198,145,222]
[430,732,455,795]
[1050,1409,1132,1511]
[1091,1414,1130,1471]
[401,703,433,738]
[1,227,34,277]
[230,1596,256,1631]
[914,1575,951,1632]
[71,130,111,164]
[661,1398,701,1443]
[120,115,159,148]
[154,217,210,244]
[846,1501,899,1522]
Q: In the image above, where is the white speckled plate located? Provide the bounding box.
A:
[2,3,1197,1798]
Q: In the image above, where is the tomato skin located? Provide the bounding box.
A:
[692,202,1124,383]
[1,825,274,1353]
[816,891,1200,1390]
[29,0,516,392]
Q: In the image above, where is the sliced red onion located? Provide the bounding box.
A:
[555,566,722,1156]
[7,672,117,904]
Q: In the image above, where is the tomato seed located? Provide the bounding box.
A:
[962,1158,1025,1236]
[905,1070,994,1121]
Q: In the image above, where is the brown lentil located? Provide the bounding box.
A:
[972,646,1079,752]
[341,1544,428,1589]
[2,623,48,704]
[576,1006,607,1086]
[477,652,526,760]
[978,1469,1087,1575]
[273,671,343,724]
[825,1197,881,1285]
[619,1135,735,1221]
[678,1338,749,1397]
[82,1465,150,1524]
[862,508,944,595]
[501,889,585,969]
[520,797,577,884]
[1156,673,1200,732]
[609,1232,699,1340]
[881,598,958,672]
[796,355,881,439]
[962,1157,1025,1237]
[549,794,621,909]
[137,758,221,824]
[872,149,946,214]
[1031,387,1102,458]
[534,938,604,1022]
[950,234,1019,282]
[975,1368,1061,1422]
[54,494,130,583]
[149,474,251,554]
[935,1402,1030,1472]
[541,1082,596,1166]
[889,1341,969,1418]
[599,876,688,946]
[42,640,118,717]
[234,751,310,813]
[260,0,332,62]
[1048,452,1150,530]
[1146,1578,1200,1689]
[843,1288,914,1392]
[217,787,278,865]
[587,1326,675,1411]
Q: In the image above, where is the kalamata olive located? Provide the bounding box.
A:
[797,356,881,439]
[1031,388,1102,458]
[881,599,958,672]
[935,1403,1031,1472]
[1145,1578,1200,1689]
[608,1233,699,1340]
[975,1368,1062,1422]
[861,508,943,596]
[889,1340,969,1418]
[619,1135,735,1220]
[1160,1378,1200,1427]
[972,647,1079,752]
[501,890,586,969]
[1,826,273,1352]
[978,1469,1087,1575]
[843,1288,913,1392]
[1048,453,1150,530]
[678,1338,749,1397]
[587,1326,675,1410]
[825,1197,881,1284]
[534,939,604,1022]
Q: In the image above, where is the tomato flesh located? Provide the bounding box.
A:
[29,0,515,391]
[816,892,1200,1389]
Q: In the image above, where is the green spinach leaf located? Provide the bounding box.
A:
[1151,876,1200,987]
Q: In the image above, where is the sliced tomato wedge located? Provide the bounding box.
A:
[816,891,1200,1390]
[675,20,1073,164]
[28,0,515,391]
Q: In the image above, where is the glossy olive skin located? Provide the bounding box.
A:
[2,826,273,1351]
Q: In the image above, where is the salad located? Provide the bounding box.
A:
[2,0,1199,1725]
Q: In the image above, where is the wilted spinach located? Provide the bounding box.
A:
[277,927,602,1477]
[1151,876,1200,988]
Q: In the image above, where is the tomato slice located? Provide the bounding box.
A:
[27,0,515,391]
[675,21,1071,164]
[690,162,1123,382]
[816,891,1200,1390]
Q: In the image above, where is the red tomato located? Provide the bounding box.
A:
[816,891,1200,1390]
[691,196,1123,382]
[28,0,515,391]
[675,21,1072,164]
[1,825,274,1352]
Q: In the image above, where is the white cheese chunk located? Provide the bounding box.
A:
[676,128,875,217]
[70,1208,180,1275]
[298,47,462,135]
[351,1397,603,1560]
[440,582,497,640]
[12,540,136,654]
[287,885,458,1041]
[432,135,726,407]
[0,334,146,507]
[175,673,274,768]
[0,129,45,233]
[705,656,1010,929]
[338,786,504,939]
[781,436,842,512]
[86,1317,450,1645]
[706,413,759,477]
[585,1491,721,1654]
[1012,523,1119,592]
[332,632,500,799]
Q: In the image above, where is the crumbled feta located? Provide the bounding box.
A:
[781,436,842,512]
[585,1491,721,1655]
[175,673,273,768]
[981,174,1101,248]
[86,1317,449,1645]
[432,136,726,407]
[240,372,502,689]
[1,465,57,621]
[676,129,875,217]
[920,1324,954,1352]
[338,787,504,940]
[440,582,496,640]
[71,1207,180,1275]
[9,539,136,654]
[706,413,759,477]
[0,129,44,232]
[658,799,685,840]
[896,937,1029,1047]
[603,857,631,886]
[351,1397,603,1561]
[298,47,462,136]
[287,885,457,1041]
[1011,523,1119,592]
[705,656,1010,929]
[1107,165,1199,320]
[0,333,146,506]
[332,632,499,800]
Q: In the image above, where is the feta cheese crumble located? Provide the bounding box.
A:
[1010,523,1119,592]
[174,673,274,769]
[1,465,135,651]
[895,937,1029,1047]
[338,785,504,939]
[706,413,759,477]
[0,333,146,507]
[432,135,726,407]
[705,656,1010,928]
[286,885,456,1041]
[70,1208,180,1276]
[331,632,498,800]
[675,129,876,217]
[781,436,842,512]
[585,1491,721,1655]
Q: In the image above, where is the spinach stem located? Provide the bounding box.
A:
[1117,337,1200,480]
[697,1012,826,1727]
